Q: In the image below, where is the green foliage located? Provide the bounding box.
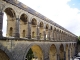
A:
[78,36,80,41]
[26,48,34,60]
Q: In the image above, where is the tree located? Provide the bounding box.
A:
[26,48,34,60]
[78,36,80,41]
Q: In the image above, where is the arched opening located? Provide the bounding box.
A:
[0,49,10,60]
[39,22,44,40]
[45,24,49,40]
[31,18,37,39]
[3,12,7,37]
[22,30,26,37]
[59,44,64,60]
[3,7,16,37]
[32,31,35,38]
[66,44,68,60]
[20,14,28,38]
[49,44,57,60]
[9,27,13,37]
[25,45,43,60]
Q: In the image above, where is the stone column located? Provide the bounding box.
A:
[36,25,40,40]
[57,31,59,41]
[60,32,61,41]
[0,12,3,37]
[56,31,58,41]
[62,33,64,41]
[43,29,46,40]
[64,51,66,60]
[68,49,70,60]
[14,18,20,38]
[48,29,50,40]
[57,53,60,60]
[54,30,56,41]
[61,33,62,41]
[28,22,31,39]
[52,30,54,40]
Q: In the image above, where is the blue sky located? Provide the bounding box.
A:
[68,0,80,10]
[3,0,80,36]
[18,0,80,36]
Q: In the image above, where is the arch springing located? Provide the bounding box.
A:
[31,18,37,25]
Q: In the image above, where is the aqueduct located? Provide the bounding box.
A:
[0,0,78,60]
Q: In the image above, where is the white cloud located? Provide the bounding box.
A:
[2,0,78,36]
[3,12,7,37]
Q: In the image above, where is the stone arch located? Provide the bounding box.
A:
[20,13,28,38]
[19,12,29,20]
[0,49,10,60]
[39,21,44,28]
[49,44,57,60]
[20,13,28,23]
[46,24,49,30]
[24,44,43,60]
[66,44,68,60]
[39,21,44,40]
[0,44,14,60]
[59,44,64,60]
[4,7,16,18]
[31,18,37,25]
[3,7,16,37]
[31,18,37,39]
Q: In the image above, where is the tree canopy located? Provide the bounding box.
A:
[78,36,80,41]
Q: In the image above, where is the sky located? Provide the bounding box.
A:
[18,0,80,36]
[3,0,80,36]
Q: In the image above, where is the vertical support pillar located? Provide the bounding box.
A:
[64,45,66,60]
[52,30,54,40]
[54,31,56,41]
[14,18,20,38]
[0,12,3,37]
[48,29,50,40]
[59,32,61,41]
[51,30,54,41]
[28,22,31,39]
[62,33,63,41]
[68,49,70,60]
[43,29,46,40]
[64,51,66,60]
[56,31,58,41]
[57,31,59,41]
[57,53,60,60]
[36,25,40,40]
